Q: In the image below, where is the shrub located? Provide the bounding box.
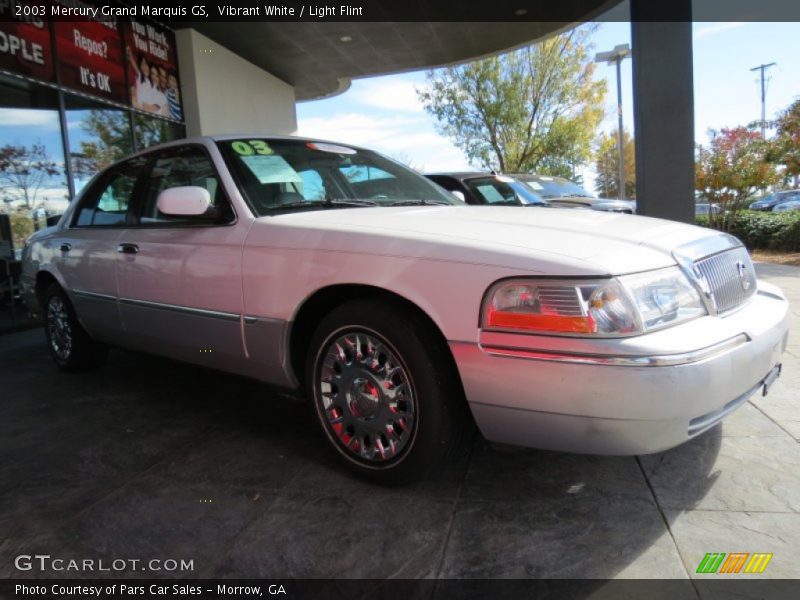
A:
[696,210,800,251]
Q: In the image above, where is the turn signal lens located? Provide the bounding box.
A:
[486,310,596,333]
[587,280,639,334]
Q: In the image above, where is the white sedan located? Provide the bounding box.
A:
[20,136,789,483]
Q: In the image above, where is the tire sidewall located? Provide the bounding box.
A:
[43,287,75,368]
[42,284,107,370]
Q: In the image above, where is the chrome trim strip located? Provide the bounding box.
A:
[757,288,785,302]
[480,334,749,367]
[117,297,241,322]
[75,290,263,325]
[687,363,781,437]
[72,289,117,302]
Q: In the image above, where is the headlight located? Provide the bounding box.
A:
[617,267,706,331]
[481,267,706,337]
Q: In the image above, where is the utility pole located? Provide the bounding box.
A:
[595,44,632,199]
[750,62,776,137]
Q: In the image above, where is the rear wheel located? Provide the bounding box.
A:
[43,283,108,371]
[306,298,470,484]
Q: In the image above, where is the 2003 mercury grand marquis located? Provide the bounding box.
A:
[21,136,789,483]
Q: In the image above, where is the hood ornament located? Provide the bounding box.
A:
[736,260,751,291]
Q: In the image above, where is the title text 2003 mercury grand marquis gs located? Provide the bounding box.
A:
[21,136,789,484]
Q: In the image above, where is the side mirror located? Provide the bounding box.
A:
[157,186,211,216]
[451,190,466,202]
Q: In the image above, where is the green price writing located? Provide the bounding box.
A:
[231,140,274,156]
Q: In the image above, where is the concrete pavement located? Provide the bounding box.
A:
[0,263,797,585]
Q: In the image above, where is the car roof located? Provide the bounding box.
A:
[136,133,377,157]
[95,134,380,175]
[768,190,800,197]
[425,171,496,180]
[506,173,570,183]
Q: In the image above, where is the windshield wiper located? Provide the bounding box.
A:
[386,199,452,206]
[267,198,378,212]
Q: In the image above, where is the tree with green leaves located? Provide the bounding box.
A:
[770,99,800,188]
[695,126,779,229]
[594,129,635,198]
[0,143,60,210]
[417,26,605,177]
[75,110,134,177]
[76,109,177,178]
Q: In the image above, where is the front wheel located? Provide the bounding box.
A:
[43,283,108,371]
[306,298,470,485]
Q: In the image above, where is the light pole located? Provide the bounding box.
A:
[750,62,776,137]
[595,44,632,199]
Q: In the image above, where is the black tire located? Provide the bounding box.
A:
[306,297,471,485]
[43,283,108,371]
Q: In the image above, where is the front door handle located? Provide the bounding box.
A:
[117,243,139,255]
[59,243,72,253]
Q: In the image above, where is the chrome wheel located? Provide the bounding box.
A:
[316,330,416,463]
[47,296,73,361]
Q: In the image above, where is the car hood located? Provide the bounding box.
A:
[251,205,724,276]
[547,195,635,207]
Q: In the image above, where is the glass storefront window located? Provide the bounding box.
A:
[0,75,186,250]
[64,94,134,196]
[0,75,68,253]
[65,99,186,195]
[133,112,185,151]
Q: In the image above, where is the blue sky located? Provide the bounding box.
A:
[297,21,800,188]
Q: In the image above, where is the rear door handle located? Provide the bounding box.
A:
[117,243,139,255]
[59,243,72,253]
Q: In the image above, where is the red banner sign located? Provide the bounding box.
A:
[53,7,127,104]
[0,1,55,81]
[1,1,183,121]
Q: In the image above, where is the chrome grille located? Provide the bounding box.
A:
[693,246,757,313]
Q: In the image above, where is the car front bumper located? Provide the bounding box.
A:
[450,281,789,455]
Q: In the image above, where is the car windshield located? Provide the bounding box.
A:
[521,177,594,199]
[464,176,545,205]
[218,139,459,215]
